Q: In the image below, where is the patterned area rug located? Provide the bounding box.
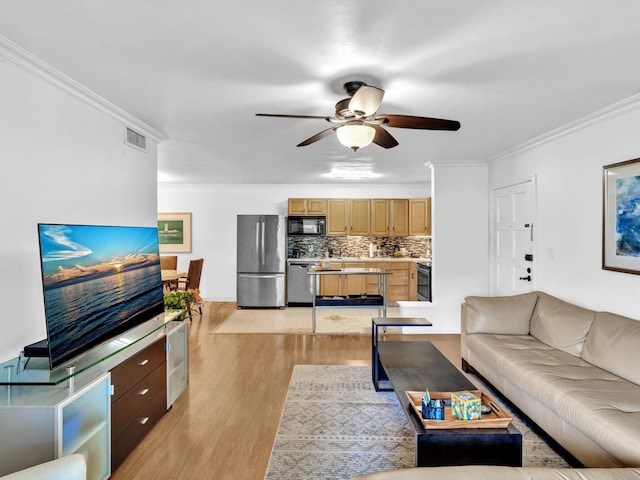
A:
[264,365,569,480]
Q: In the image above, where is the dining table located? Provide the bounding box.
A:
[161,269,187,291]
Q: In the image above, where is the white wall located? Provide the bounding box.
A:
[400,163,489,333]
[489,102,640,319]
[157,184,430,301]
[0,46,160,364]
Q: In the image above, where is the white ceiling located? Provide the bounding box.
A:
[1,0,640,185]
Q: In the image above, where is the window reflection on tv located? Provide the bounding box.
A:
[38,224,165,369]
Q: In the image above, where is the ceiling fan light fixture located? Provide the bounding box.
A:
[336,124,375,151]
[348,85,385,117]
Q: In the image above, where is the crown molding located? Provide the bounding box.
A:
[0,34,167,143]
[425,160,487,168]
[490,93,640,164]
[157,182,430,189]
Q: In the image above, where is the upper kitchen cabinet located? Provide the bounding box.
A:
[371,199,390,235]
[327,199,348,235]
[349,199,371,236]
[371,199,409,236]
[390,199,409,236]
[327,199,371,236]
[409,198,432,236]
[288,198,326,216]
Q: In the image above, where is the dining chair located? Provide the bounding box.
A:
[160,255,178,270]
[177,258,204,315]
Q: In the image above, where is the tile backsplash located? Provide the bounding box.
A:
[287,235,431,258]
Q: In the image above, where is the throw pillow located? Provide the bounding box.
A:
[464,292,538,335]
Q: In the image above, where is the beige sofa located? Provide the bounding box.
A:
[461,291,640,468]
[0,454,86,480]
[351,466,640,480]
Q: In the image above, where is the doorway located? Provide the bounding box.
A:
[490,179,536,296]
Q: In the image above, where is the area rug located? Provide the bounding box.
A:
[213,307,403,335]
[264,365,569,480]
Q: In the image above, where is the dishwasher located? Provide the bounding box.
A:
[287,261,319,306]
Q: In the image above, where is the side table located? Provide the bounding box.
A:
[372,317,432,391]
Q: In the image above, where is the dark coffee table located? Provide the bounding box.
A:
[378,341,522,467]
[372,317,432,391]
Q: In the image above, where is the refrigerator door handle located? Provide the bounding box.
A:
[255,221,261,265]
[260,219,266,266]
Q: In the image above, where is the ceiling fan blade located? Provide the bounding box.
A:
[297,127,337,147]
[349,85,385,117]
[378,114,461,131]
[371,125,399,149]
[256,113,330,121]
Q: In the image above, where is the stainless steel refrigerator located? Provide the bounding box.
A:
[237,214,286,307]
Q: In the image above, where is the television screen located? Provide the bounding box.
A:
[37,223,165,369]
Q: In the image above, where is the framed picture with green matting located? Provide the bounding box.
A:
[158,212,191,253]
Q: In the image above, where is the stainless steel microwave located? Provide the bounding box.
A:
[287,216,326,236]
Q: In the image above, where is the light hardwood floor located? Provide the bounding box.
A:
[111,302,462,480]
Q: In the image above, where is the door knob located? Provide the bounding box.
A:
[519,275,531,281]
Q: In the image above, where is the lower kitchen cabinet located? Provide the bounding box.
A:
[318,260,419,301]
[365,261,415,302]
[0,373,111,480]
[319,262,367,295]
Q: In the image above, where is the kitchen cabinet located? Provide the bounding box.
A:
[349,199,371,235]
[409,261,418,300]
[306,196,425,237]
[0,373,111,480]
[390,199,409,236]
[371,199,409,236]
[319,262,367,295]
[371,199,390,235]
[366,261,415,302]
[409,197,431,236]
[327,199,371,236]
[327,199,348,235]
[288,198,326,215]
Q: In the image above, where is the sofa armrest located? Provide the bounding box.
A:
[0,454,86,480]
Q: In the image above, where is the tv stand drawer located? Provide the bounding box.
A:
[111,339,165,401]
[111,363,166,438]
[111,387,167,470]
[110,338,167,473]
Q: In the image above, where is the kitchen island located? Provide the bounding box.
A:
[308,267,392,332]
[289,256,430,303]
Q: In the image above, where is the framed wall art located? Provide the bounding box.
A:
[158,212,192,253]
[603,158,640,274]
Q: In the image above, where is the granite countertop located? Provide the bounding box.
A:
[287,256,431,263]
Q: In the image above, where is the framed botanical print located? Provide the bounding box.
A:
[603,158,640,274]
[158,212,192,253]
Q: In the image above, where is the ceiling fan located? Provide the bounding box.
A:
[256,81,461,151]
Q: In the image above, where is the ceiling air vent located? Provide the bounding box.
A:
[125,127,147,152]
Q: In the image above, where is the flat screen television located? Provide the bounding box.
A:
[37,223,165,369]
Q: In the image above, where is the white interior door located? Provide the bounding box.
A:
[490,180,535,296]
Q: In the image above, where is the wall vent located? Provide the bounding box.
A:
[125,127,147,152]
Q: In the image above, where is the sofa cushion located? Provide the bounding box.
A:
[582,311,640,386]
[529,292,595,356]
[350,466,640,480]
[464,292,538,335]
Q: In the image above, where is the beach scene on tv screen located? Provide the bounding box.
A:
[38,224,164,367]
